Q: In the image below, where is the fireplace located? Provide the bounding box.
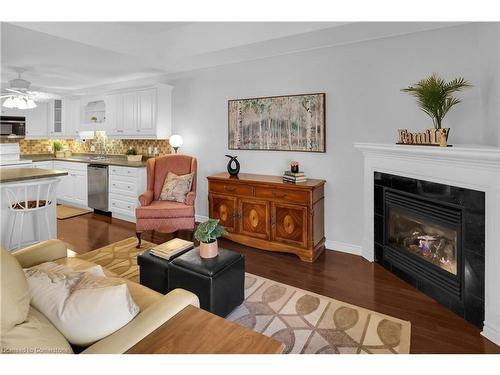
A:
[374,172,485,327]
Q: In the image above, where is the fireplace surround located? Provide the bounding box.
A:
[355,143,500,346]
[374,172,485,327]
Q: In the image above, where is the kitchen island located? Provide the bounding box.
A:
[0,167,68,251]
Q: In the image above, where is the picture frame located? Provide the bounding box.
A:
[228,93,326,152]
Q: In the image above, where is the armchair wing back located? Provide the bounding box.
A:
[147,154,197,201]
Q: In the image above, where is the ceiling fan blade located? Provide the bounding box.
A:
[5,88,24,95]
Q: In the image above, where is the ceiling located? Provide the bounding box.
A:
[1,21,464,95]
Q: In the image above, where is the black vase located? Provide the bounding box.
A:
[225,155,240,176]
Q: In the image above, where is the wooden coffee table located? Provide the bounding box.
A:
[126,305,285,354]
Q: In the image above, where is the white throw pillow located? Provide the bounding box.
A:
[24,262,139,346]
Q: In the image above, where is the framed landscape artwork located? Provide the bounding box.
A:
[228,93,326,152]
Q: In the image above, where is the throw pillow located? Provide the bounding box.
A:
[24,262,140,346]
[159,172,193,203]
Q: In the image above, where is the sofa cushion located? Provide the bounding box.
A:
[136,200,195,219]
[24,262,140,346]
[0,248,30,336]
[0,307,73,354]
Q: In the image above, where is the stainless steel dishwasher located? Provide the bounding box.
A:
[88,164,109,212]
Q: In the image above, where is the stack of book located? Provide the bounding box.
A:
[283,171,308,183]
[150,238,194,260]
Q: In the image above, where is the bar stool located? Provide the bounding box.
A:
[4,178,59,250]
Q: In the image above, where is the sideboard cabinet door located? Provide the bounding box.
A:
[239,198,270,240]
[209,194,238,233]
[271,203,308,248]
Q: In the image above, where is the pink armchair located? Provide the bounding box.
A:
[135,154,197,248]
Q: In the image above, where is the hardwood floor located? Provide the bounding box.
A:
[58,212,500,354]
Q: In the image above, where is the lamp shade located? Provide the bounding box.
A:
[169,134,183,148]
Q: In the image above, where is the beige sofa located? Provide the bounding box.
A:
[0,240,199,354]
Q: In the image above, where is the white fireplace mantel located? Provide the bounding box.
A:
[354,142,500,346]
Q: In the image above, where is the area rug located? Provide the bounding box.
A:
[56,204,92,219]
[77,237,411,354]
[226,274,411,354]
[77,237,155,283]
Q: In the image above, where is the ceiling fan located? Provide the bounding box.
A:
[1,69,41,109]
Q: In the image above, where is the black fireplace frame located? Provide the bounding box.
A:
[373,172,485,327]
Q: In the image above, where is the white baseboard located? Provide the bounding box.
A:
[325,240,363,256]
[195,214,209,222]
[482,323,500,347]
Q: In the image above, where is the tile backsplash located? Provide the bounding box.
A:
[4,132,172,156]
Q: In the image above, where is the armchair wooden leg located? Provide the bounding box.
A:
[136,232,142,249]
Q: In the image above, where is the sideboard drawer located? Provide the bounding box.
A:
[255,187,309,204]
[209,181,253,196]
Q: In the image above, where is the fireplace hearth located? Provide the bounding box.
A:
[374,172,485,327]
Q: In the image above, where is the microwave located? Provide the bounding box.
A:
[0,116,26,138]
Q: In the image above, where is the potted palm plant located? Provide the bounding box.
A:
[402,74,471,146]
[194,219,227,258]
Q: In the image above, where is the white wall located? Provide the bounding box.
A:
[169,23,499,253]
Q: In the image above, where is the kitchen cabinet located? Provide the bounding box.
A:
[64,98,81,138]
[108,165,146,222]
[53,161,88,207]
[105,84,171,139]
[25,102,49,139]
[47,99,65,138]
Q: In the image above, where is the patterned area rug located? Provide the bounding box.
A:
[77,237,411,354]
[76,237,155,283]
[226,274,411,354]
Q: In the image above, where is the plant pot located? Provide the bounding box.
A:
[199,240,218,259]
[55,151,65,158]
[127,154,142,162]
[64,150,72,158]
[438,128,450,147]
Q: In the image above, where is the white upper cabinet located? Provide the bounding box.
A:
[24,102,48,139]
[105,84,172,139]
[64,98,81,138]
[47,99,65,138]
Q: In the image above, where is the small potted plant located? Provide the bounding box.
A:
[125,147,142,162]
[194,219,227,258]
[53,141,64,158]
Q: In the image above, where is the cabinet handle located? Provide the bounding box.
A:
[127,205,131,209]
[272,191,287,198]
[224,186,236,192]
[112,183,116,186]
[270,217,276,227]
[136,129,141,132]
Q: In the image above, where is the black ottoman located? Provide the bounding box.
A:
[169,248,245,317]
[138,248,191,294]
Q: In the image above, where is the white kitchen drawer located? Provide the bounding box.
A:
[109,193,138,212]
[109,165,139,178]
[109,178,137,197]
[53,161,88,172]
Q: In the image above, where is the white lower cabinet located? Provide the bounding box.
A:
[53,161,88,208]
[108,165,146,222]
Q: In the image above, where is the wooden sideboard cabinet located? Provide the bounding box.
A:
[207,173,325,262]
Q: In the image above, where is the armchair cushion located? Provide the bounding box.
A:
[159,172,193,203]
[136,200,194,219]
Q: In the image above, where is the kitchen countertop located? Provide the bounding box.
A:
[21,154,148,168]
[0,168,68,183]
